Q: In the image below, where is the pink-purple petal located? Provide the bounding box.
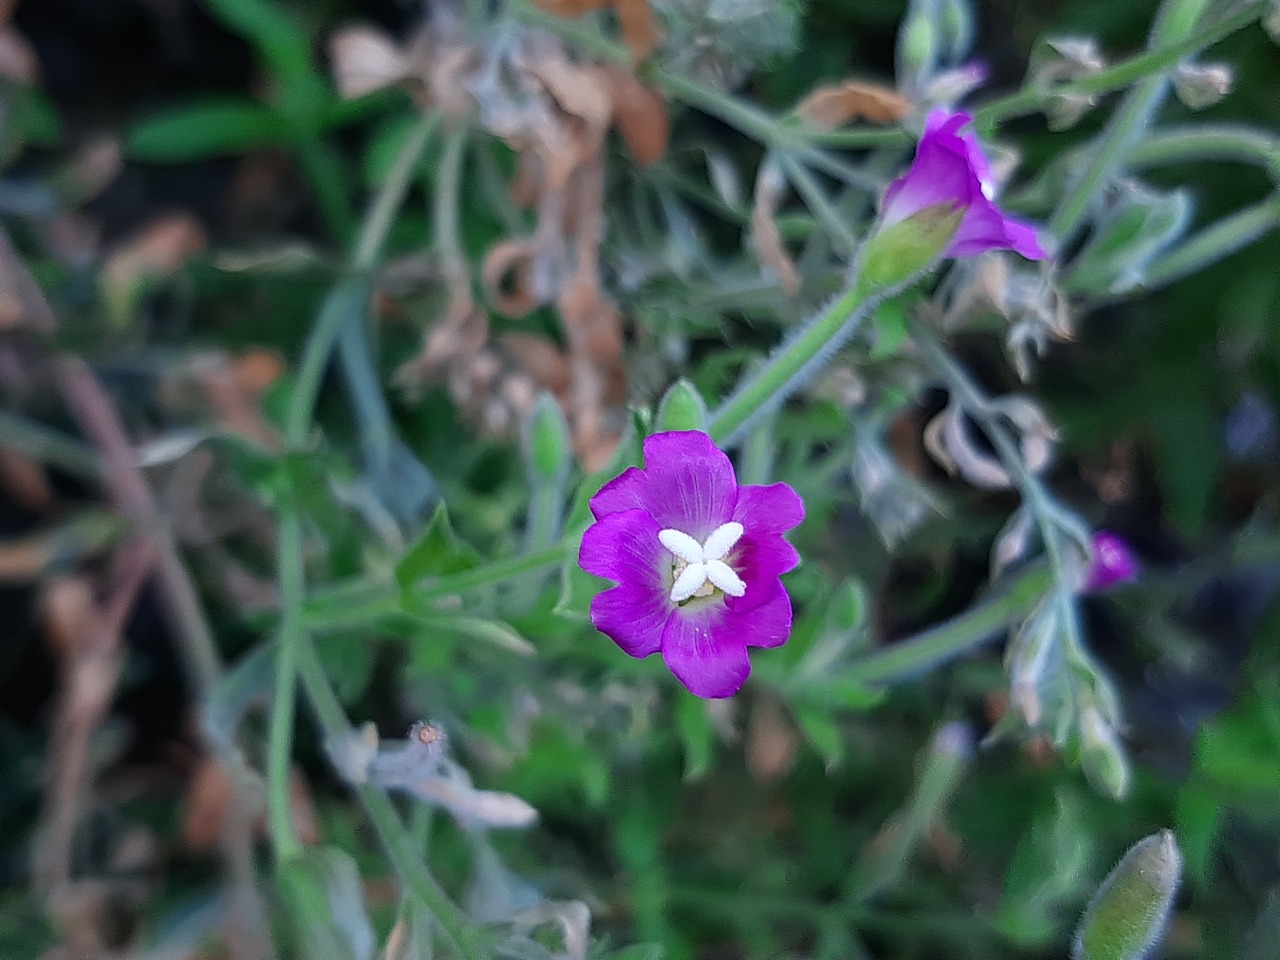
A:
[578,508,665,584]
[724,579,793,649]
[882,108,1047,262]
[637,430,738,537]
[733,482,805,535]
[661,608,750,699]
[589,466,650,520]
[590,583,669,658]
[727,532,799,614]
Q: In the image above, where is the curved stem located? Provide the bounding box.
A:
[1127,124,1280,174]
[974,1,1265,128]
[294,640,485,960]
[1138,193,1280,291]
[1049,0,1215,244]
[708,281,877,445]
[843,564,1053,684]
[267,111,438,869]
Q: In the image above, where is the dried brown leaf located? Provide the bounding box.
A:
[483,239,543,317]
[330,25,409,100]
[40,577,96,662]
[613,0,659,62]
[794,80,911,130]
[528,0,609,17]
[0,22,38,84]
[747,696,799,782]
[598,65,669,165]
[750,157,799,295]
[496,333,571,397]
[101,213,207,325]
[182,757,238,852]
[0,446,53,512]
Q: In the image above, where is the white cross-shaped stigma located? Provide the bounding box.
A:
[658,522,747,603]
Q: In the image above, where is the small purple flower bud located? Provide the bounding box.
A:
[870,110,1047,283]
[1084,531,1139,592]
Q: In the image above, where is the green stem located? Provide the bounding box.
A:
[267,112,438,870]
[845,721,971,903]
[0,411,101,480]
[1137,193,1280,291]
[293,640,484,960]
[266,508,304,862]
[913,329,1109,712]
[1049,0,1216,244]
[303,544,569,630]
[974,1,1264,128]
[1127,124,1280,174]
[780,153,862,253]
[708,281,875,445]
[843,564,1053,684]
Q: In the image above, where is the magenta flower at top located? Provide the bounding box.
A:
[881,109,1047,260]
[578,431,804,699]
[1084,531,1139,591]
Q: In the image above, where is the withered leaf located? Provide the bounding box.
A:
[530,0,657,62]
[598,65,669,166]
[750,156,799,295]
[329,25,409,100]
[483,239,542,317]
[794,80,912,130]
[613,0,659,62]
[529,0,609,15]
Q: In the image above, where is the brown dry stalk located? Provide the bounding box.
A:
[35,540,155,900]
[0,228,274,959]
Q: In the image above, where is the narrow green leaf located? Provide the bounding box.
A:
[396,504,479,588]
[675,694,715,780]
[794,706,843,768]
[127,99,287,161]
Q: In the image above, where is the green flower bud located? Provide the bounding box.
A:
[858,202,963,293]
[523,392,571,484]
[1073,831,1183,960]
[655,378,709,432]
[1079,704,1132,801]
[897,0,940,90]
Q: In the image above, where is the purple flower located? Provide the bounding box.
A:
[1084,531,1139,592]
[578,431,804,699]
[881,109,1047,260]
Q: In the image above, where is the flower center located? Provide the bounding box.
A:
[657,522,746,604]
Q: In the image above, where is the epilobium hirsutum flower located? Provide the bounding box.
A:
[578,430,804,699]
[881,109,1047,261]
[1084,530,1139,591]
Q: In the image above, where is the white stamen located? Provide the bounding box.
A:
[671,563,709,603]
[658,528,704,564]
[705,559,746,597]
[658,521,747,603]
[702,521,744,561]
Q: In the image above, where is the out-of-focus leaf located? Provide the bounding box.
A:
[396,504,480,588]
[278,847,376,960]
[127,99,287,161]
[675,693,715,780]
[1065,180,1191,295]
[998,794,1095,946]
[793,705,843,768]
